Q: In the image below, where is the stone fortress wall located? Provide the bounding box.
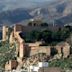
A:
[2,24,71,71]
[2,24,71,59]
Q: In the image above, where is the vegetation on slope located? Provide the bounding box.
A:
[0,41,16,68]
[49,58,72,70]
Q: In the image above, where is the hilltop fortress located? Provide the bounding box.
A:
[2,24,71,71]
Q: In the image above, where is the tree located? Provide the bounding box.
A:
[41,22,48,27]
[28,22,32,26]
[65,25,72,32]
[22,26,71,45]
[41,30,52,43]
[30,30,41,42]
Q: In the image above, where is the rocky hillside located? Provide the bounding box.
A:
[29,0,72,25]
[0,0,72,26]
[0,8,33,25]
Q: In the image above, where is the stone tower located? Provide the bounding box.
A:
[13,24,25,59]
[2,26,8,41]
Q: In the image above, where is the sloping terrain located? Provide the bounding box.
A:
[0,0,72,26]
[28,0,72,26]
[0,8,33,25]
